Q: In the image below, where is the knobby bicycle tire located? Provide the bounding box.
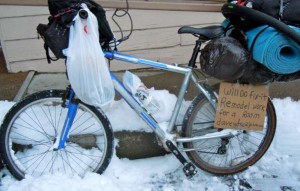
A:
[0,90,114,180]
[182,94,276,175]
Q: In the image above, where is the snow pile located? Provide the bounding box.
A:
[102,88,188,132]
[0,101,15,124]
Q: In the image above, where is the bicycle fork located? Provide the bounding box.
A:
[53,87,78,150]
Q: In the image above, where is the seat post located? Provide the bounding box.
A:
[188,39,202,68]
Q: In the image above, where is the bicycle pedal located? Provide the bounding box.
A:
[183,162,197,179]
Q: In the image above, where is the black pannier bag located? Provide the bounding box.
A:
[200,35,300,84]
[37,20,70,61]
[37,0,114,62]
[200,37,249,81]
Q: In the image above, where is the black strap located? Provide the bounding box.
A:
[44,43,59,64]
[44,43,51,64]
[54,2,82,18]
[249,26,270,57]
[279,0,284,21]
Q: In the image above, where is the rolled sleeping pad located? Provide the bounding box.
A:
[247,25,300,74]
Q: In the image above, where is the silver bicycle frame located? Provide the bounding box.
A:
[105,51,217,141]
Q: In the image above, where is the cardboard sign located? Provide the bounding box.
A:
[214,82,269,131]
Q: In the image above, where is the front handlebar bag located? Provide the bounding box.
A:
[48,0,114,48]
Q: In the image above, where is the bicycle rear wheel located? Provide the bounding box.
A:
[0,90,114,180]
[182,94,276,175]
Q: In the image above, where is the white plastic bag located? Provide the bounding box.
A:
[64,4,115,107]
[123,71,160,114]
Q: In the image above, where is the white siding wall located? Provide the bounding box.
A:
[0,5,224,73]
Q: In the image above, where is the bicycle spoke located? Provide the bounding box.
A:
[14,149,50,163]
[13,122,50,139]
[40,105,57,135]
[235,135,257,154]
[27,108,52,141]
[24,150,50,174]
[65,149,102,160]
[72,111,87,126]
[244,132,265,141]
[61,150,77,175]
[39,151,58,176]
[63,150,93,173]
[16,118,51,141]
[56,106,64,135]
[66,144,102,160]
[50,151,58,174]
[71,116,94,133]
[59,150,68,174]
[10,131,51,146]
[236,136,249,156]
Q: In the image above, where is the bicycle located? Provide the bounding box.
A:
[0,4,277,181]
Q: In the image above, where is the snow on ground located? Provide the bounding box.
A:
[0,93,299,191]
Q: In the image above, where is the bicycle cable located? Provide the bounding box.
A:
[110,0,133,49]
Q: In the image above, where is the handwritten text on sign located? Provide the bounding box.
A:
[214,82,269,131]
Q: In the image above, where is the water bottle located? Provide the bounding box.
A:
[123,71,160,114]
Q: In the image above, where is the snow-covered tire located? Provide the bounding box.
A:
[0,90,114,180]
[182,94,276,175]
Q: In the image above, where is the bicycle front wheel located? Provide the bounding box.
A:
[182,94,276,175]
[0,90,114,180]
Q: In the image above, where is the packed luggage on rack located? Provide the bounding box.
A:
[200,0,300,84]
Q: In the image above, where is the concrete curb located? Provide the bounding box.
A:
[114,131,168,159]
[13,71,35,102]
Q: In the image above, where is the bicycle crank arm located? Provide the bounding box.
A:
[176,129,241,143]
[166,140,197,178]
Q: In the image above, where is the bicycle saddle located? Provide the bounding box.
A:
[178,25,225,40]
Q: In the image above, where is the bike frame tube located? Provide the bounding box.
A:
[105,51,189,74]
[105,51,193,134]
[190,75,218,108]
